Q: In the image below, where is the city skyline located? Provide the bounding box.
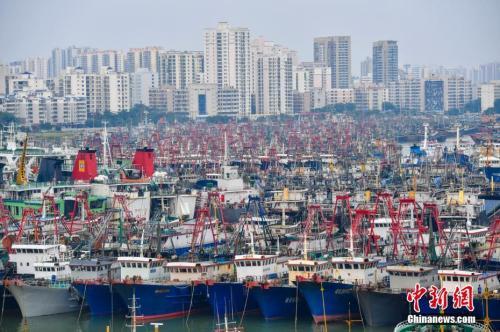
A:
[1,0,500,75]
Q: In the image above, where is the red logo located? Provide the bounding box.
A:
[406,283,427,312]
[452,285,474,312]
[407,284,475,312]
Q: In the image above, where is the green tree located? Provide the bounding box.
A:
[464,99,480,113]
[494,99,500,113]
[0,112,18,125]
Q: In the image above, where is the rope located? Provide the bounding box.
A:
[0,284,6,325]
[294,282,299,329]
[185,282,196,325]
[109,283,114,331]
[355,287,365,329]
[320,281,328,332]
[239,285,250,327]
[77,282,87,323]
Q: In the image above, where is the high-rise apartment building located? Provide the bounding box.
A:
[388,79,422,112]
[478,80,500,111]
[360,56,372,78]
[126,47,162,73]
[59,67,129,113]
[251,37,294,115]
[313,36,351,88]
[373,40,398,85]
[3,92,87,125]
[445,76,472,111]
[130,68,158,107]
[204,22,251,115]
[159,51,204,89]
[76,50,126,74]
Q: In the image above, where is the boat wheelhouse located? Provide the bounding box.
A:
[9,243,70,275]
[286,259,331,285]
[234,253,283,282]
[438,269,500,294]
[112,256,165,281]
[165,261,232,282]
[386,265,438,290]
[330,257,381,285]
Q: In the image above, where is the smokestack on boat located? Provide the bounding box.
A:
[132,147,155,178]
[71,147,98,182]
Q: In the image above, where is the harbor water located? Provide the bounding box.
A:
[0,312,389,332]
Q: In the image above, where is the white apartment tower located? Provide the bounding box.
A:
[204,22,251,115]
[130,68,158,106]
[251,37,294,115]
[313,36,352,88]
[445,76,472,111]
[60,67,130,113]
[159,51,204,89]
[126,47,162,73]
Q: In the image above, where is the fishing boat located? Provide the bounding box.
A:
[70,257,128,316]
[356,265,439,327]
[114,261,230,321]
[297,256,381,323]
[5,243,80,317]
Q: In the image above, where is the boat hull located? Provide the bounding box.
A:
[357,288,409,327]
[113,282,208,320]
[7,282,80,317]
[0,283,20,313]
[250,284,309,320]
[207,282,258,318]
[72,281,127,316]
[298,280,359,323]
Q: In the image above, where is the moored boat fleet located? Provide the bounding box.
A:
[0,113,498,331]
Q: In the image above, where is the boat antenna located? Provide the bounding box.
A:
[303,231,307,260]
[250,231,255,255]
[140,229,145,258]
[349,224,354,258]
[423,123,428,151]
[102,121,113,169]
[223,131,228,166]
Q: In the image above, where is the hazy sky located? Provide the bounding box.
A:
[1,0,499,75]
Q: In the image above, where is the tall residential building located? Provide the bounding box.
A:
[313,36,351,88]
[6,72,47,95]
[204,22,251,115]
[354,84,388,111]
[126,47,162,73]
[388,79,422,112]
[251,37,294,115]
[130,68,158,106]
[159,51,204,89]
[0,64,10,95]
[478,63,500,83]
[3,92,87,125]
[56,67,87,97]
[372,40,398,85]
[149,86,172,112]
[293,65,311,93]
[48,46,92,78]
[59,67,130,113]
[360,56,372,77]
[21,57,49,78]
[445,76,472,111]
[76,50,126,74]
[293,62,331,91]
[479,80,500,111]
[326,89,354,105]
